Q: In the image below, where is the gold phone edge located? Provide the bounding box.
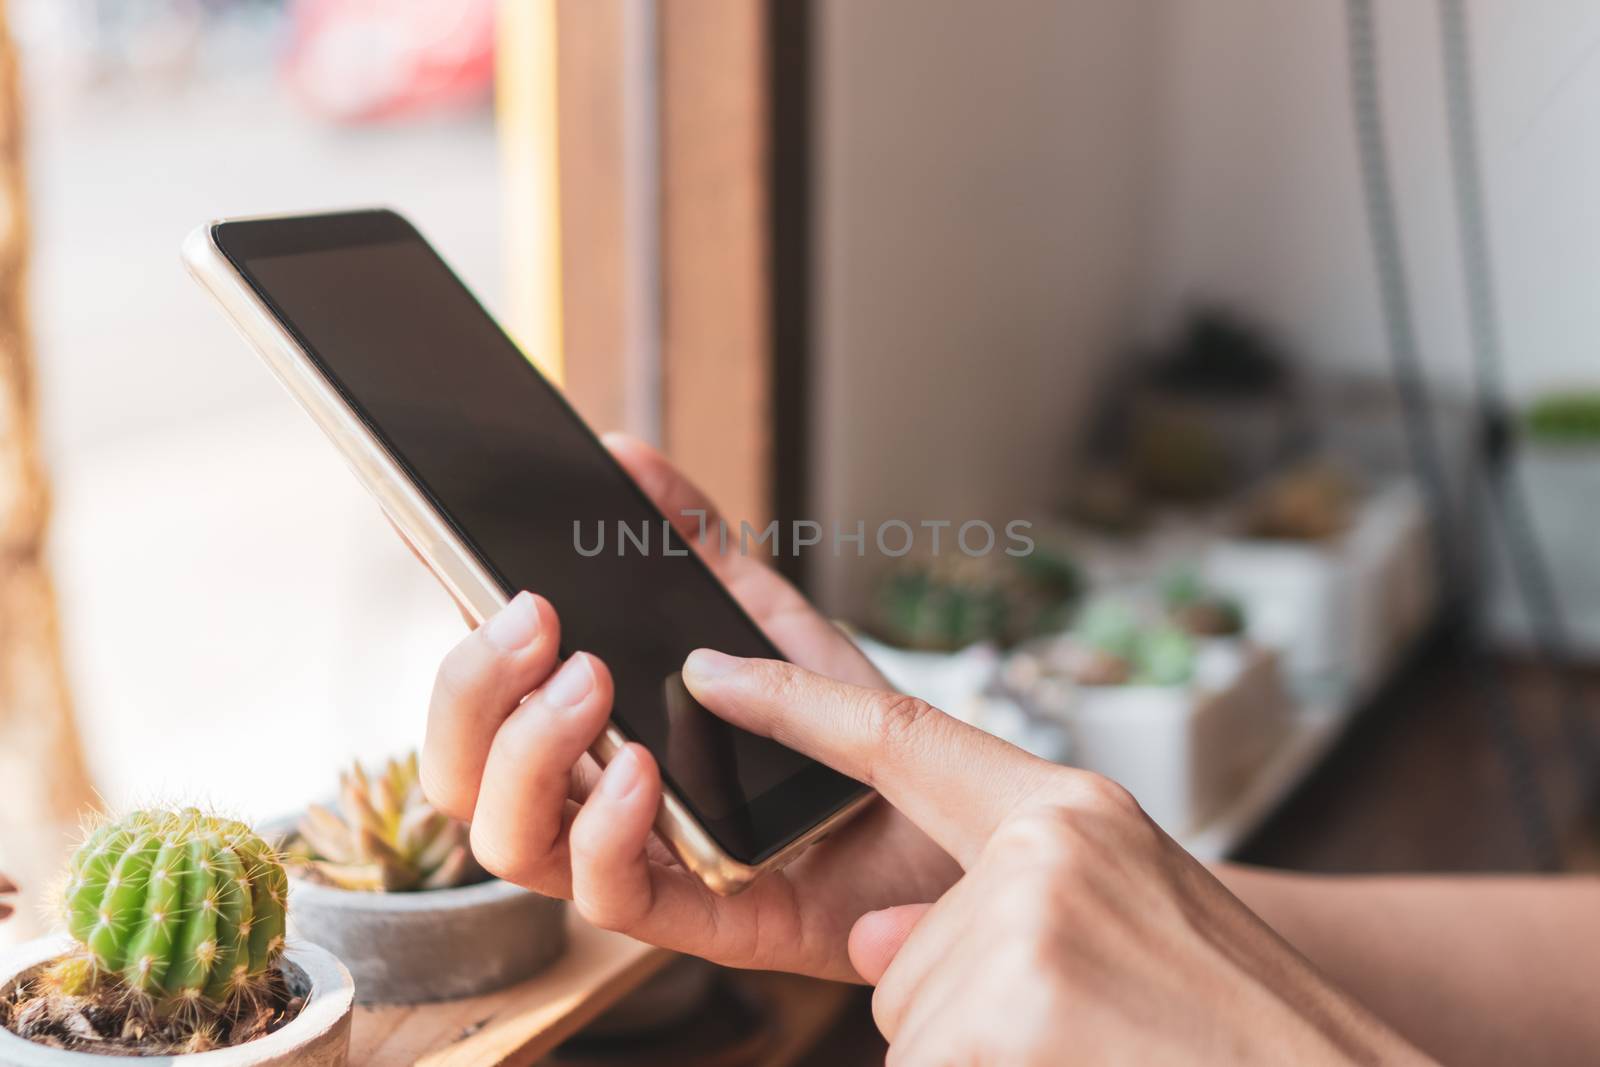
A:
[181,216,873,895]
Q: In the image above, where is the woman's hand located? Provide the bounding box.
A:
[420,434,959,982]
[685,655,1435,1065]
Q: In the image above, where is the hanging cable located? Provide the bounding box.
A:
[1435,0,1597,798]
[1344,0,1560,869]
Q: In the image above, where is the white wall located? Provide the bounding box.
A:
[811,0,1165,617]
[1145,0,1600,399]
[811,0,1600,635]
[1145,0,1600,648]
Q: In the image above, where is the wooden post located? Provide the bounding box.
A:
[498,0,775,531]
[658,0,772,533]
[0,0,97,937]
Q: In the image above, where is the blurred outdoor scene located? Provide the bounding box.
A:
[9,0,499,901]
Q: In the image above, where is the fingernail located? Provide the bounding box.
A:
[543,653,595,707]
[484,592,540,651]
[684,648,739,682]
[600,746,641,799]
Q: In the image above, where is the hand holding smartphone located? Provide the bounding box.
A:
[183,209,871,894]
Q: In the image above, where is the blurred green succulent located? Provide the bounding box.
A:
[1162,569,1244,637]
[1072,599,1142,661]
[1524,391,1600,443]
[875,561,1012,652]
[1132,625,1196,685]
[1071,598,1196,686]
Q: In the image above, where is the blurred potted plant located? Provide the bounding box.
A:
[1205,460,1432,696]
[0,808,353,1064]
[1162,570,1245,638]
[1000,596,1289,834]
[1128,308,1300,502]
[858,549,1082,718]
[275,751,565,1004]
[0,874,15,925]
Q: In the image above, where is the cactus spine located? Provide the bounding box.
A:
[60,808,287,1007]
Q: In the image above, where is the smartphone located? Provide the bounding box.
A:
[183,208,873,895]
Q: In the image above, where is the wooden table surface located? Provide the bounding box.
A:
[350,916,672,1066]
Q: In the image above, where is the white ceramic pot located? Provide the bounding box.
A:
[0,935,353,1067]
[1204,481,1433,701]
[285,874,566,1005]
[1037,642,1293,835]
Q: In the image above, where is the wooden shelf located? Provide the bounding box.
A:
[351,915,672,1066]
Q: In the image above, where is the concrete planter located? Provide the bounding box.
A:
[0,935,353,1067]
[285,874,566,1005]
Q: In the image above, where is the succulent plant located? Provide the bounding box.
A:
[1243,462,1356,541]
[1525,391,1600,443]
[875,558,1012,652]
[1131,625,1196,686]
[874,548,1083,653]
[1073,599,1142,662]
[291,752,479,892]
[57,808,287,1007]
[1162,569,1245,637]
[1064,599,1195,687]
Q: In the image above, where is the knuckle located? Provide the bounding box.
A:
[992,808,1074,862]
[870,984,902,1042]
[1075,772,1143,818]
[766,661,814,712]
[571,888,644,934]
[867,693,939,756]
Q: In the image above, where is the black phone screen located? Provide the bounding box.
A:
[214,209,867,866]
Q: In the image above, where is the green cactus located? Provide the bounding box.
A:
[58,808,287,1008]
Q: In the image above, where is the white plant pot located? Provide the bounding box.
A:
[0,935,353,1067]
[1046,642,1292,834]
[285,874,566,1005]
[1202,538,1349,686]
[1203,481,1432,698]
[1342,484,1432,696]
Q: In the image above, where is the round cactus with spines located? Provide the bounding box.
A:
[58,808,287,1010]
